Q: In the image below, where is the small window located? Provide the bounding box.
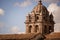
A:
[37,16,39,20]
[35,25,39,32]
[43,17,45,19]
[43,17,47,21]
[35,16,39,21]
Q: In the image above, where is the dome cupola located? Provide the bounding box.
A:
[32,0,49,15]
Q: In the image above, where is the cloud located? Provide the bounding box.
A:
[0,8,4,16]
[47,3,60,23]
[54,23,60,32]
[43,0,59,3]
[48,3,59,13]
[33,0,60,3]
[14,0,32,8]
[47,3,60,32]
[10,26,20,34]
[14,0,60,8]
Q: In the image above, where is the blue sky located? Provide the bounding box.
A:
[0,0,60,34]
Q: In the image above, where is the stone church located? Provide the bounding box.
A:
[0,0,60,40]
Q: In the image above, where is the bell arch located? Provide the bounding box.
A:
[29,25,32,33]
[35,25,39,33]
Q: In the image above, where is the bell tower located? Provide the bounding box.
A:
[25,0,55,35]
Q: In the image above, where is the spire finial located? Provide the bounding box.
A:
[39,0,42,3]
[39,0,42,5]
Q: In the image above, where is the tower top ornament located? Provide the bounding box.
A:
[39,0,42,5]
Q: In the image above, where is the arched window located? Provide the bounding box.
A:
[35,15,39,21]
[35,25,39,32]
[29,25,32,33]
[36,16,39,20]
[49,26,52,33]
[44,25,47,34]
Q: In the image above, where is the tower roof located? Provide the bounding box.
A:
[33,0,48,13]
[50,13,53,18]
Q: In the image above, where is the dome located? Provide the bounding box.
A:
[32,0,48,13]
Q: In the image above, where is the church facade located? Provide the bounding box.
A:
[0,0,60,40]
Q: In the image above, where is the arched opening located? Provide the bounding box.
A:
[29,25,32,33]
[44,25,47,34]
[35,16,39,21]
[49,26,52,33]
[36,16,39,20]
[35,25,39,33]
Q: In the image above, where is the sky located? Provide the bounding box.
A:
[0,0,60,34]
